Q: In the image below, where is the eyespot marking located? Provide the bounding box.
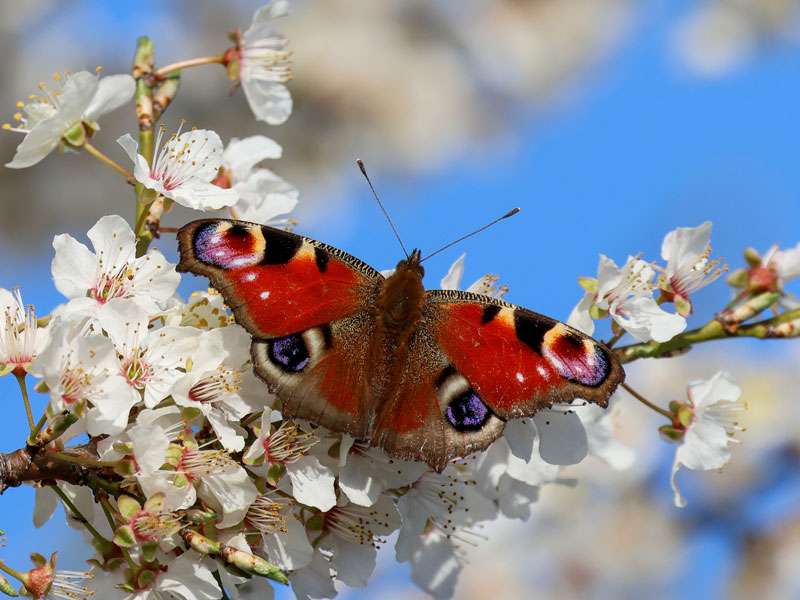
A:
[268,334,310,373]
[193,221,264,269]
[542,323,610,387]
[445,390,491,432]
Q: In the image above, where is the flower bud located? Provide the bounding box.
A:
[220,546,288,584]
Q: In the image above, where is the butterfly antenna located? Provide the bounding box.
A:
[420,207,521,263]
[356,159,409,259]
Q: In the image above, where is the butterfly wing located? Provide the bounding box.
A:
[177,219,382,436]
[372,290,624,471]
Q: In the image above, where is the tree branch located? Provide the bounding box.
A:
[615,307,800,364]
[0,445,115,496]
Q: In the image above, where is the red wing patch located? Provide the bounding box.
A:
[429,294,622,419]
[177,220,381,338]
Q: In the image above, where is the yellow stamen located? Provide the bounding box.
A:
[13,113,22,121]
[52,72,61,81]
[95,66,103,73]
[15,101,24,108]
[2,124,11,130]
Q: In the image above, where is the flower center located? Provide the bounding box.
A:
[90,269,131,304]
[245,494,289,534]
[323,504,391,548]
[188,369,241,404]
[177,447,236,480]
[262,421,317,464]
[60,368,93,406]
[121,350,153,389]
[0,290,38,366]
[131,509,181,542]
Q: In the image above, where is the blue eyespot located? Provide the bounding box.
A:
[446,391,490,432]
[268,334,310,373]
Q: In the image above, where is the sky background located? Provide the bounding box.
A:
[0,1,799,599]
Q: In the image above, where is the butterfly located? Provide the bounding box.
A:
[176,218,624,472]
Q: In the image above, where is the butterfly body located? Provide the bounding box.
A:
[177,219,624,471]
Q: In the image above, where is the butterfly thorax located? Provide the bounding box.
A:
[377,249,426,337]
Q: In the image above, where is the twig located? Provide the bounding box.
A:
[154,55,224,78]
[615,307,800,363]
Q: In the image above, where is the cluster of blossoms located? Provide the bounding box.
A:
[0,2,798,600]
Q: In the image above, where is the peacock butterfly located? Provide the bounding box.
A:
[177,211,624,472]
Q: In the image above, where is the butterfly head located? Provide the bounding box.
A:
[394,248,424,278]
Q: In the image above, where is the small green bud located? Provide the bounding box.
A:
[62,122,86,147]
[183,531,221,555]
[658,424,685,442]
[117,495,142,520]
[743,247,761,267]
[220,546,288,584]
[0,572,18,596]
[141,541,158,563]
[113,525,137,548]
[726,268,748,288]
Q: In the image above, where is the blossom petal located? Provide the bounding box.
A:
[224,135,282,177]
[33,486,58,528]
[661,221,712,271]
[51,234,96,300]
[87,214,136,273]
[5,116,66,168]
[170,180,239,211]
[774,242,800,281]
[233,169,298,223]
[439,253,466,290]
[611,296,686,343]
[57,71,99,124]
[286,456,336,511]
[242,79,292,125]
[533,409,588,465]
[84,74,135,122]
[262,517,314,571]
[157,551,222,600]
[567,292,596,335]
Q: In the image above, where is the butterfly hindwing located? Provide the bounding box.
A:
[177,219,382,338]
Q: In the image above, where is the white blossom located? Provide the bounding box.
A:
[4,70,134,169]
[669,371,744,508]
[216,135,298,224]
[0,288,49,374]
[89,551,221,600]
[28,319,133,437]
[50,215,179,326]
[659,221,724,315]
[231,1,293,125]
[100,301,202,408]
[569,254,686,343]
[172,325,267,451]
[118,127,238,210]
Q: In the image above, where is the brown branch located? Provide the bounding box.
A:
[0,445,117,496]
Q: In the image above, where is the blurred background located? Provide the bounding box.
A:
[1,1,800,598]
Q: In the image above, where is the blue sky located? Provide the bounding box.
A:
[1,1,799,598]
